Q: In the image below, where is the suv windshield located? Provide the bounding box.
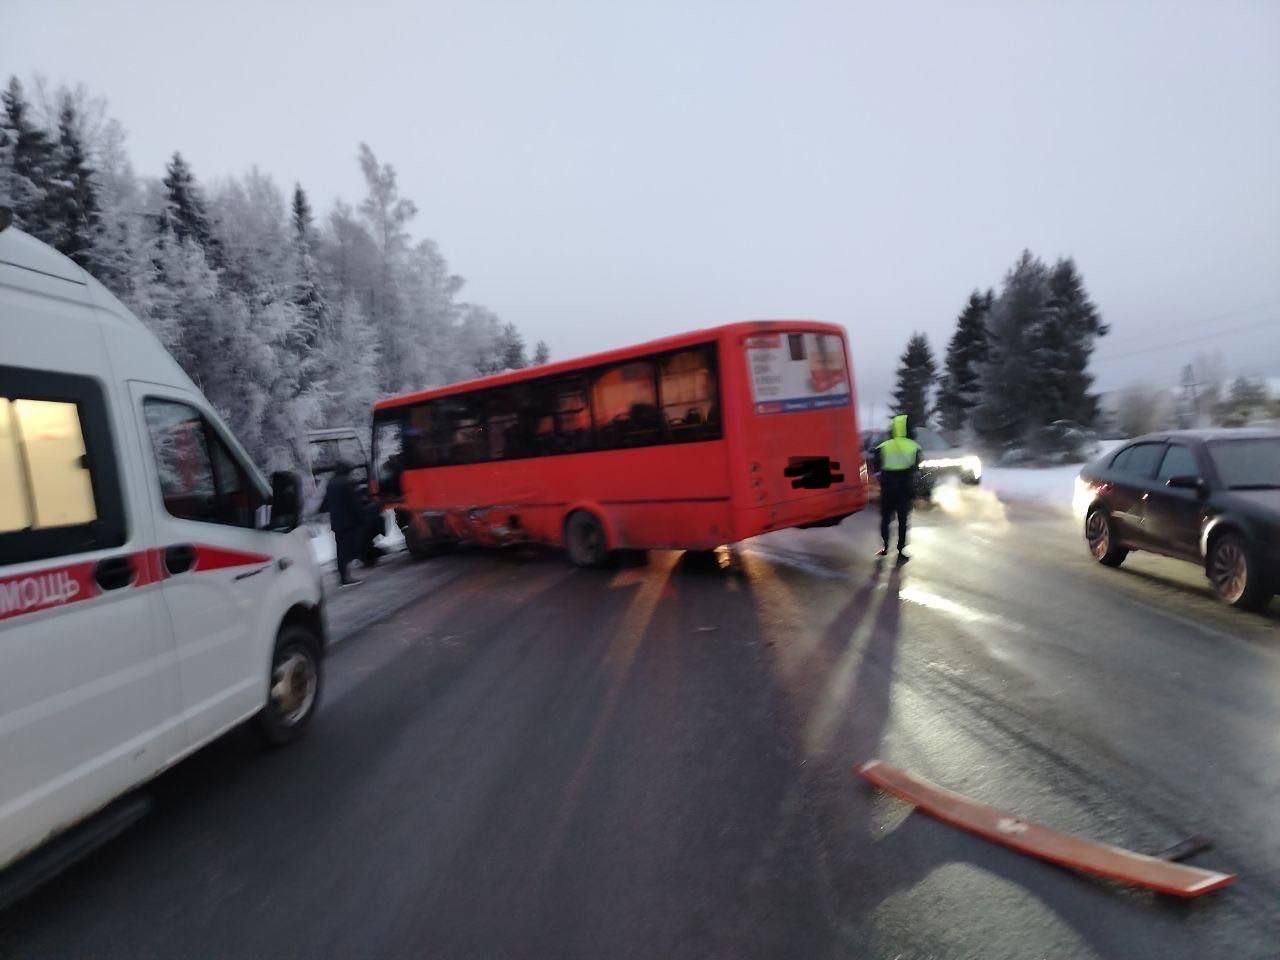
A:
[1207,438,1280,489]
[914,428,947,452]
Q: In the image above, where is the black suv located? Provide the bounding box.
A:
[1076,429,1280,609]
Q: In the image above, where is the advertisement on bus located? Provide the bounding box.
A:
[746,332,850,414]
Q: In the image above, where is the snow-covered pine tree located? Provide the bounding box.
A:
[290,184,327,350]
[211,170,327,468]
[356,142,416,393]
[84,115,142,295]
[402,237,466,387]
[319,294,381,427]
[160,152,219,261]
[46,96,100,268]
[3,74,533,466]
[891,332,936,429]
[498,322,528,370]
[935,289,991,433]
[459,306,505,375]
[973,251,1050,447]
[533,340,550,365]
[1,77,53,241]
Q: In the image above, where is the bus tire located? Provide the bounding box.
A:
[403,522,441,560]
[255,624,323,746]
[565,510,609,568]
[405,534,434,560]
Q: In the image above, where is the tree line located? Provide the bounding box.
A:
[890,251,1107,448]
[1118,361,1278,437]
[0,76,547,471]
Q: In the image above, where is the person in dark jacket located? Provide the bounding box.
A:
[321,462,364,586]
[872,414,922,563]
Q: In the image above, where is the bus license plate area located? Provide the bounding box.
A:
[783,456,844,490]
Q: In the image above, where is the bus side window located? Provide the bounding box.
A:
[487,388,522,461]
[434,396,485,465]
[660,348,719,442]
[593,360,659,449]
[555,378,591,453]
[524,381,558,457]
[403,404,433,467]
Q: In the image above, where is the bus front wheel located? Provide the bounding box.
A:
[566,511,608,568]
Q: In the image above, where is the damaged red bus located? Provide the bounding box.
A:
[370,321,868,566]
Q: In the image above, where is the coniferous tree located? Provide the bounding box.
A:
[0,74,535,470]
[290,184,327,349]
[47,96,100,267]
[1042,257,1107,425]
[499,322,527,370]
[533,340,550,365]
[935,289,991,433]
[1,77,53,240]
[161,152,218,258]
[974,251,1049,446]
[891,332,936,429]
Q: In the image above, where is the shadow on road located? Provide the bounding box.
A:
[792,557,1245,958]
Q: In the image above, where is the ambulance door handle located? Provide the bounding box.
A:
[94,555,136,591]
[164,544,196,575]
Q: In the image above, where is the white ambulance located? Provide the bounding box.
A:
[0,213,327,879]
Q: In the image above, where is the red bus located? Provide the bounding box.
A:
[370,321,868,566]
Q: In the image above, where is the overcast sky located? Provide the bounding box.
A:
[5,0,1278,411]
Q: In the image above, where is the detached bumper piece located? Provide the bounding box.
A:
[857,760,1235,899]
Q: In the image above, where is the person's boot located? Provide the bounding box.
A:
[876,545,889,558]
[896,549,910,564]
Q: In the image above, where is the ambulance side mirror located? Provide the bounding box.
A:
[269,471,302,532]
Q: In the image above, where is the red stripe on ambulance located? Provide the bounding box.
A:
[0,546,273,624]
[190,546,272,572]
[0,561,101,623]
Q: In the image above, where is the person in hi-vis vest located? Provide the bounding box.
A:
[872,414,922,562]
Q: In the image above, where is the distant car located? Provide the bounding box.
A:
[1075,429,1280,609]
[862,426,982,495]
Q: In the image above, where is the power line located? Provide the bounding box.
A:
[1092,315,1279,366]
[1100,298,1280,349]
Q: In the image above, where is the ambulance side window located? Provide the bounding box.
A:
[143,399,262,528]
[0,365,127,567]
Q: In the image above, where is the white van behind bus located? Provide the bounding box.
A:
[0,216,326,877]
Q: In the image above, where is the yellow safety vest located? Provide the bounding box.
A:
[877,415,920,472]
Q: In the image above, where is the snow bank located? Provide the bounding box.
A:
[981,440,1124,513]
[982,465,1082,513]
[307,511,405,567]
[309,526,336,566]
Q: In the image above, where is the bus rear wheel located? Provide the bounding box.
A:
[566,511,608,568]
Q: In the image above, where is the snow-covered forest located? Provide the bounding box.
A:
[0,76,545,471]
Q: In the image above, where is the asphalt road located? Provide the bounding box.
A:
[2,489,1278,959]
